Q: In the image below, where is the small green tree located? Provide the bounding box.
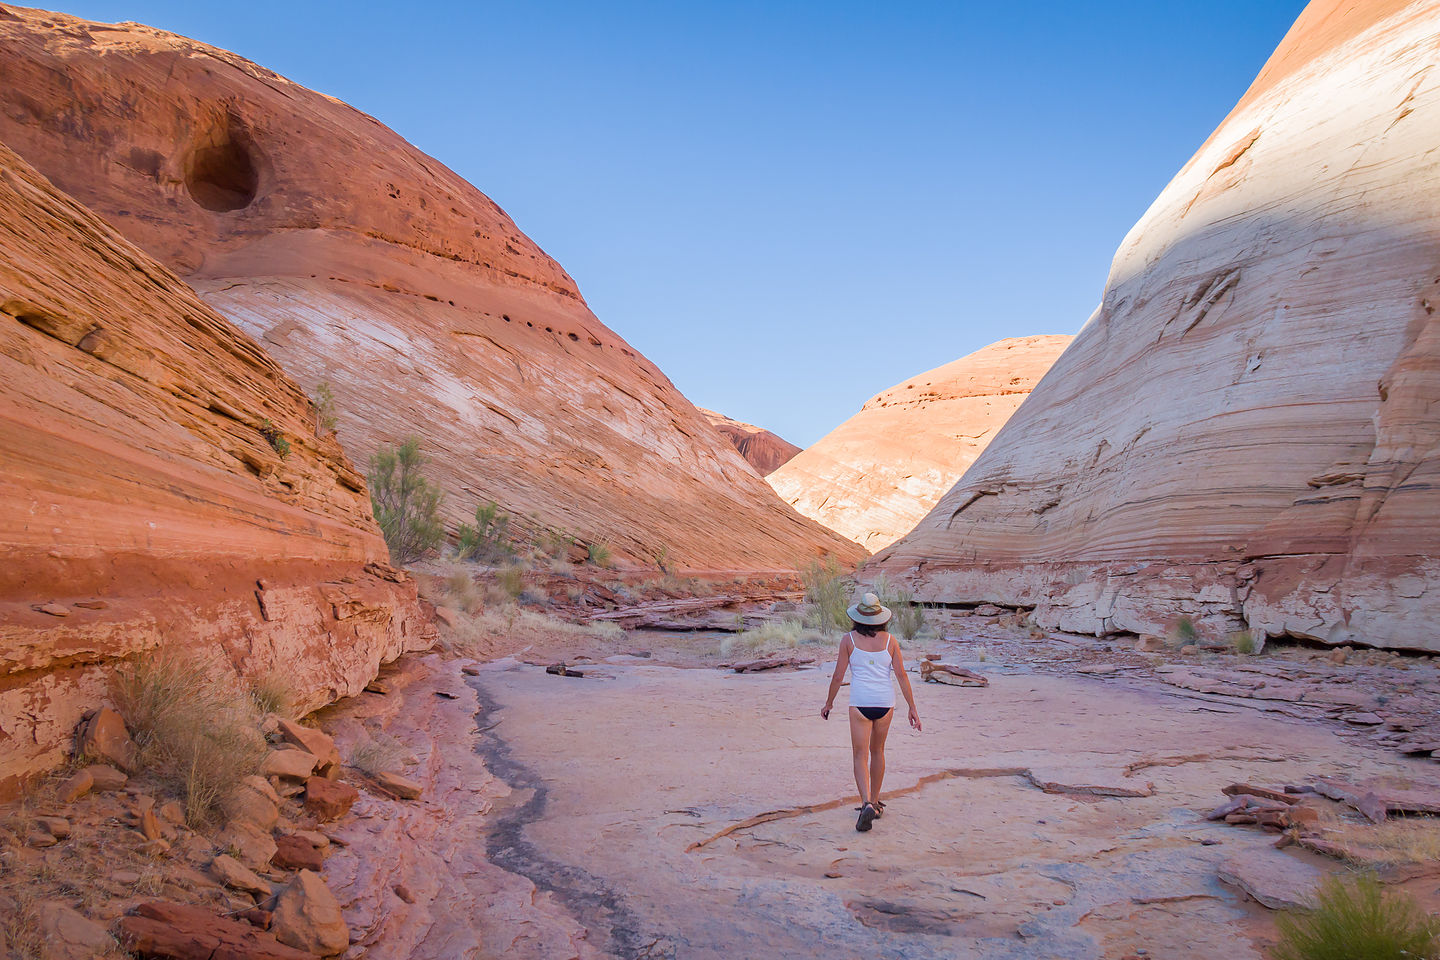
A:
[311,380,338,435]
[368,437,444,564]
[456,500,512,562]
[801,557,850,633]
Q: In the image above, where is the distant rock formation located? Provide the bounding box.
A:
[0,140,432,791]
[872,0,1440,652]
[769,337,1072,550]
[699,409,802,476]
[0,7,863,572]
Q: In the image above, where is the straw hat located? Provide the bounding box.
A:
[846,592,892,626]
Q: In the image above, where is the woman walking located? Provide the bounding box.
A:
[820,592,922,831]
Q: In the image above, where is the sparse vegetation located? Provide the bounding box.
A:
[722,618,831,658]
[445,570,484,615]
[1273,874,1438,960]
[537,528,576,560]
[368,437,445,564]
[311,379,338,434]
[1230,630,1258,655]
[259,418,290,460]
[1171,615,1200,646]
[496,563,526,602]
[113,651,264,827]
[654,544,673,574]
[347,731,409,777]
[248,671,295,717]
[456,500,512,562]
[587,542,612,567]
[873,575,928,642]
[1324,817,1440,867]
[442,605,624,658]
[801,557,851,633]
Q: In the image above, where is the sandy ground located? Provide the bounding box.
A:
[467,649,1436,960]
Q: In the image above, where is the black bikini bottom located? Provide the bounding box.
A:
[856,706,892,721]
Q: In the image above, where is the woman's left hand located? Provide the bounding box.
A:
[820,704,831,720]
[909,708,922,732]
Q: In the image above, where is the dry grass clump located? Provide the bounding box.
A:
[113,651,264,827]
[1229,630,1259,655]
[445,569,485,615]
[249,670,296,717]
[1325,818,1440,867]
[444,605,623,657]
[1274,873,1438,960]
[347,731,410,778]
[722,618,832,658]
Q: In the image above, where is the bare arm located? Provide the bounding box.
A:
[890,635,922,731]
[821,635,851,719]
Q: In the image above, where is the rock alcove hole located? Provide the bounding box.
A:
[185,128,259,212]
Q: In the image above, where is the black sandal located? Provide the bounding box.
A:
[854,800,886,818]
[856,802,877,832]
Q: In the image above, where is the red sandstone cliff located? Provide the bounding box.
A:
[871,0,1440,652]
[0,140,433,790]
[0,5,863,571]
[768,336,1072,551]
[699,409,803,476]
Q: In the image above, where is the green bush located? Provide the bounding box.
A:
[1274,874,1438,960]
[496,563,525,601]
[311,380,338,435]
[258,418,290,460]
[456,500,512,562]
[1230,630,1258,655]
[587,542,612,567]
[368,437,445,564]
[1171,615,1200,646]
[801,557,851,633]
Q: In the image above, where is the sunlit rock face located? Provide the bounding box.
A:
[0,139,434,791]
[700,409,802,476]
[769,337,1072,551]
[871,0,1440,652]
[0,6,863,572]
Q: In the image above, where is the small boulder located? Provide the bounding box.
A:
[210,854,272,898]
[76,706,139,773]
[1136,635,1166,652]
[35,816,71,839]
[222,777,280,831]
[271,870,349,956]
[289,829,330,850]
[83,763,128,791]
[260,748,318,781]
[34,602,71,617]
[215,820,278,872]
[35,901,115,960]
[272,834,324,872]
[276,720,341,776]
[158,800,185,825]
[303,777,358,822]
[56,769,94,803]
[139,806,163,842]
[1329,647,1349,665]
[115,901,311,960]
[374,771,423,800]
[433,606,460,629]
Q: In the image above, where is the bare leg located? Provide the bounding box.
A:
[848,707,872,803]
[868,709,894,805]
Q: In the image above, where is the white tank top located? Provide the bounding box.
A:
[848,633,895,708]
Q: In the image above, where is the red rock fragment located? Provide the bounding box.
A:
[114,900,312,960]
[272,834,324,872]
[76,706,139,772]
[303,777,358,822]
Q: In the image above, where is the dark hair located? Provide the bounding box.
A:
[851,620,886,637]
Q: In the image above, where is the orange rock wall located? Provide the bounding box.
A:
[0,140,432,791]
[871,1,1440,652]
[0,5,863,572]
[770,337,1072,550]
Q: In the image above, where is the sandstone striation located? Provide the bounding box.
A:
[699,409,802,476]
[871,0,1440,652]
[0,139,432,792]
[0,5,863,572]
[769,337,1071,550]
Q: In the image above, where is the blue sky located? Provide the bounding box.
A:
[61,1,1308,447]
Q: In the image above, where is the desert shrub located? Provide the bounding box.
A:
[1274,874,1438,960]
[496,563,526,601]
[873,575,928,642]
[536,528,575,559]
[445,569,484,615]
[113,651,264,827]
[1230,630,1258,655]
[258,418,290,460]
[654,544,672,574]
[249,671,295,717]
[801,557,851,633]
[446,606,624,657]
[368,437,445,564]
[456,500,512,562]
[347,731,408,777]
[587,542,612,567]
[311,380,338,434]
[1171,615,1200,646]
[722,618,831,658]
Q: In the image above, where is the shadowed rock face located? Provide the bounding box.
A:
[769,337,1072,551]
[0,140,433,791]
[0,5,863,572]
[871,0,1440,651]
[699,409,802,476]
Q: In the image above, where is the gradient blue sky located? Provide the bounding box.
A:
[59,1,1308,447]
